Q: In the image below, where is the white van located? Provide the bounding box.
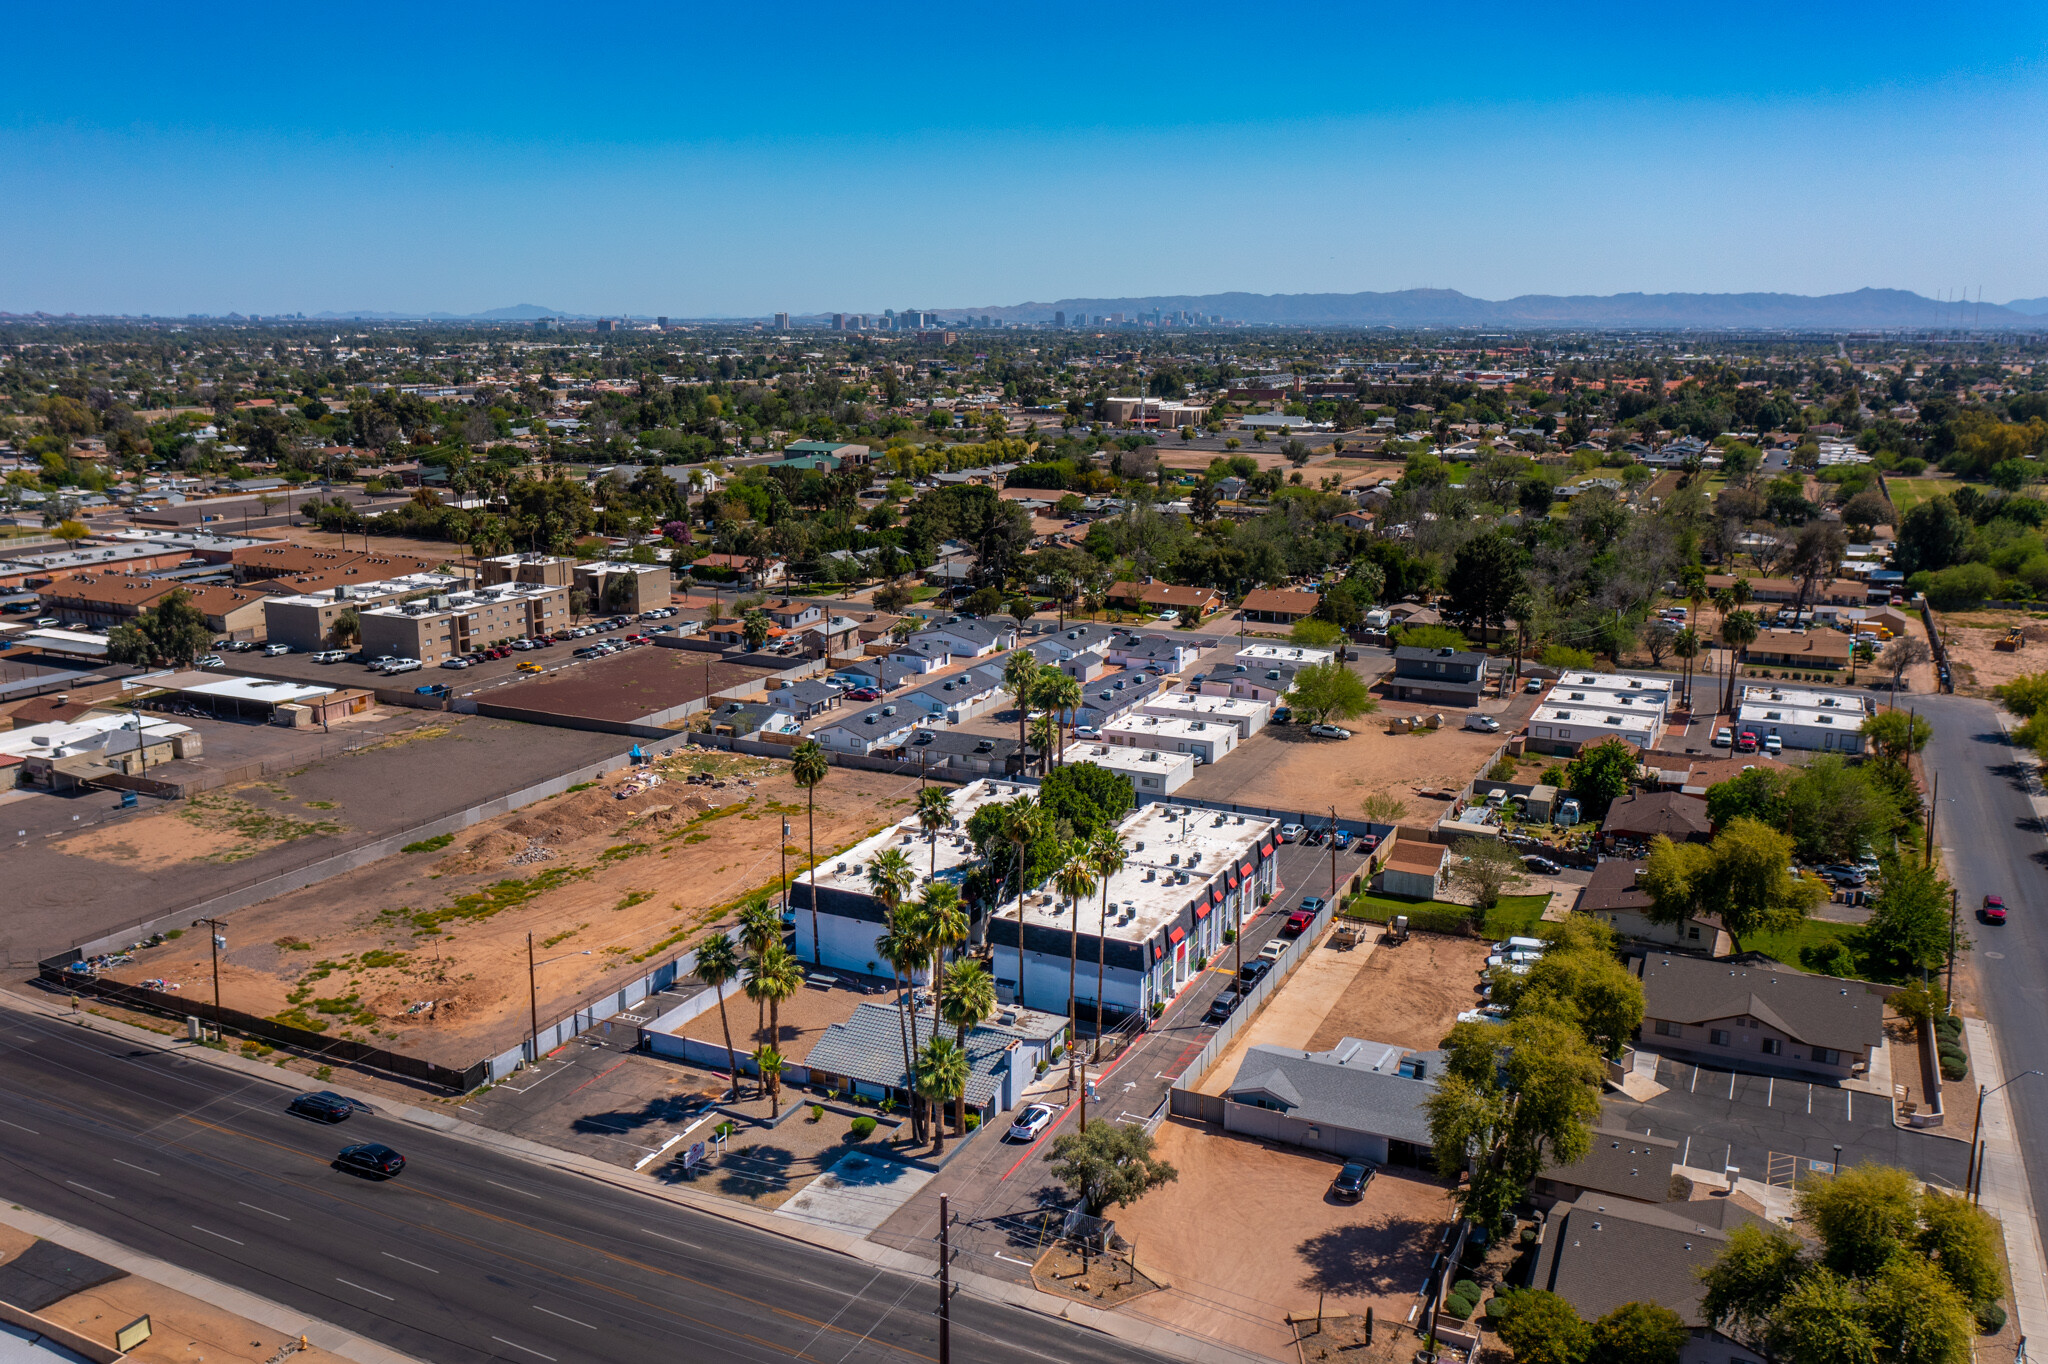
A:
[1493,936,1546,955]
[1464,713,1501,733]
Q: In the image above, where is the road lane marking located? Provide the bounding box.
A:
[1807,1084,1814,1114]
[114,1159,160,1176]
[534,1306,596,1329]
[191,1225,243,1245]
[1689,1065,1699,1093]
[239,1202,290,1220]
[1767,1078,1775,1107]
[1680,1136,1692,1167]
[1847,1090,1853,1122]
[383,1252,437,1273]
[0,1119,38,1135]
[492,1337,556,1360]
[337,1278,394,1301]
[639,1229,699,1250]
[66,1180,114,1198]
[1727,1070,1736,1100]
[485,1179,538,1197]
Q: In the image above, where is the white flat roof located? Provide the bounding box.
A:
[161,672,335,705]
[0,711,190,760]
[19,629,109,657]
[1530,703,1658,735]
[803,777,1030,898]
[1549,671,1672,701]
[1105,713,1234,742]
[360,580,563,620]
[1738,685,1869,714]
[1736,702,1866,731]
[1140,693,1270,722]
[1020,802,1276,944]
[265,572,462,608]
[1233,642,1334,666]
[1058,742,1197,779]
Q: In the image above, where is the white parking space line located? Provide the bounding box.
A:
[1767,1077,1775,1107]
[534,1306,596,1330]
[1727,1070,1736,1099]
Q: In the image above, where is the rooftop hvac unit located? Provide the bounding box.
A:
[1168,852,1179,865]
[1144,869,1155,881]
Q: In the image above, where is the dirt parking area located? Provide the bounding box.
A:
[1179,712,1512,821]
[1935,610,2048,696]
[1112,1118,1452,1361]
[486,647,781,724]
[99,751,923,1067]
[1305,933,1492,1054]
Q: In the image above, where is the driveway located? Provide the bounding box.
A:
[1603,1053,1969,1191]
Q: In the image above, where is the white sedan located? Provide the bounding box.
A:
[1007,1103,1058,1143]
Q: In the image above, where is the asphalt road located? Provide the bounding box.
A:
[0,1007,1166,1364]
[1917,692,2048,1230]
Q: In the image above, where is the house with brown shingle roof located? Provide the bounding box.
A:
[1574,859,1730,955]
[1238,587,1321,625]
[1107,581,1222,620]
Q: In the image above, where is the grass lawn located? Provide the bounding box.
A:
[1733,915,1913,985]
[1886,477,1989,514]
[1345,892,1549,938]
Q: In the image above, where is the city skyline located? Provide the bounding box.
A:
[3,2,2045,316]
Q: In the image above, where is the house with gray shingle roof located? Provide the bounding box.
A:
[1219,1037,1440,1165]
[803,1001,1067,1117]
[1533,1124,1679,1209]
[1634,955,1889,1081]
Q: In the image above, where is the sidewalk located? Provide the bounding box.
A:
[1964,1016,2048,1339]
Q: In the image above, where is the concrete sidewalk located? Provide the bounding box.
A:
[1964,1016,2048,1339]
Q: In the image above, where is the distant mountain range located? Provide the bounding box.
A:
[311,303,580,321]
[948,287,2048,330]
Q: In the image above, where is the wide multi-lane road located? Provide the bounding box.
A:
[0,1005,1161,1364]
[1918,693,2048,1232]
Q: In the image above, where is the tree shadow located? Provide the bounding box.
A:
[1295,1214,1440,1296]
[712,1142,799,1196]
[571,1093,709,1136]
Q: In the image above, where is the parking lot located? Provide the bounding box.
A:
[1603,1052,1970,1190]
[482,645,780,725]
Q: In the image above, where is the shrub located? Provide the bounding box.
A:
[849,1116,877,1141]
[1486,1293,1516,1319]
[1940,1049,1969,1082]
[1800,941,1858,977]
[964,1112,980,1130]
[1978,1304,2007,1335]
[1443,1294,1476,1320]
[808,1103,824,1122]
[1453,1279,1482,1302]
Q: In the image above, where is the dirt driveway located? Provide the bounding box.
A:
[1113,1118,1452,1361]
[1305,933,1492,1054]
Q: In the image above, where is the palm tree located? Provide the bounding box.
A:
[938,961,997,1133]
[1027,712,1060,774]
[1672,627,1701,713]
[915,785,954,878]
[1086,829,1128,1061]
[745,942,803,1052]
[1037,671,1083,765]
[736,897,781,1037]
[866,848,917,935]
[790,739,829,964]
[1720,608,1760,714]
[873,908,929,1142]
[1001,649,1041,762]
[914,1037,970,1154]
[752,1043,787,1119]
[693,932,744,1100]
[1052,845,1098,1093]
[994,795,1046,1009]
[921,882,968,1035]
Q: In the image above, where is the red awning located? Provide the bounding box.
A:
[1193,899,1211,921]
[1168,925,1186,945]
[1211,885,1224,903]
[1241,861,1255,878]
[1227,873,1240,891]
[1260,839,1276,856]
[1152,942,1164,962]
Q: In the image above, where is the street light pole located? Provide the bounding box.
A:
[1967,1071,2041,1202]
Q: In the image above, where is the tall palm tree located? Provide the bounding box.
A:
[914,1037,970,1155]
[1052,844,1098,1093]
[938,961,997,1133]
[1673,627,1701,713]
[920,882,968,1035]
[1720,608,1760,714]
[1086,829,1128,1062]
[1001,649,1041,763]
[1037,671,1083,766]
[693,932,744,1100]
[1027,712,1060,774]
[752,1043,787,1119]
[736,897,781,1037]
[994,795,1046,1009]
[873,908,928,1142]
[865,848,917,938]
[915,785,954,878]
[790,739,830,964]
[745,942,803,1055]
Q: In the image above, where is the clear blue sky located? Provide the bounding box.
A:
[4,2,2045,317]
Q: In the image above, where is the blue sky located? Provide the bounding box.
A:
[4,2,2045,316]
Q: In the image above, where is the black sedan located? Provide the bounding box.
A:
[336,1143,406,1178]
[1331,1160,1376,1201]
[287,1090,358,1123]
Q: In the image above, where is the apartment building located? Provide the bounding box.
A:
[357,582,570,662]
[262,573,465,651]
[573,560,672,615]
[479,552,575,588]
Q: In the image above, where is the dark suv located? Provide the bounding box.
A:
[288,1091,357,1123]
[1331,1161,1377,1201]
[1237,958,1274,987]
[1204,988,1242,1025]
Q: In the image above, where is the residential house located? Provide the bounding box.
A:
[1634,954,1889,1081]
[1745,627,1852,671]
[906,665,1006,724]
[1575,860,1731,955]
[764,598,823,630]
[1221,1037,1439,1166]
[1600,791,1712,848]
[1533,1125,1680,1209]
[1106,581,1222,620]
[909,730,1025,778]
[1238,587,1322,625]
[687,553,786,589]
[1377,840,1447,898]
[809,701,919,755]
[1105,632,1205,675]
[1199,659,1305,706]
[1387,646,1488,706]
[708,701,797,738]
[776,679,843,720]
[909,618,1016,659]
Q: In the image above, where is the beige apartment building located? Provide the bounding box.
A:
[358,582,569,662]
[574,560,671,615]
[262,572,465,651]
[479,552,575,588]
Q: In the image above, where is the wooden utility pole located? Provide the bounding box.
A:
[938,1193,952,1364]
[191,917,227,1040]
[528,932,540,1061]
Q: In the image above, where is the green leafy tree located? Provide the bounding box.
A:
[1915,1191,2007,1311]
[1861,710,1932,761]
[740,607,772,651]
[752,1043,788,1119]
[1861,1258,1976,1364]
[1511,920,1645,1055]
[1640,819,1823,950]
[1446,528,1523,644]
[1770,1268,1880,1364]
[1700,1222,1809,1343]
[1706,766,1791,828]
[1801,1162,1923,1279]
[1289,616,1344,648]
[1863,855,1955,975]
[104,587,214,668]
[1495,1290,1593,1364]
[1540,644,1596,670]
[1894,496,1968,575]
[1427,1012,1602,1231]
[1048,1119,1180,1215]
[1395,623,1471,651]
[1588,1302,1689,1364]
[1564,738,1638,819]
[1781,755,1900,862]
[1282,658,1376,726]
[913,1036,970,1153]
[1445,836,1527,917]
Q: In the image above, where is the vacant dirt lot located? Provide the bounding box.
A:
[100,750,923,1066]
[1936,610,2048,696]
[1113,1119,1451,1361]
[1305,933,1492,1054]
[486,647,779,723]
[1180,709,1512,820]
